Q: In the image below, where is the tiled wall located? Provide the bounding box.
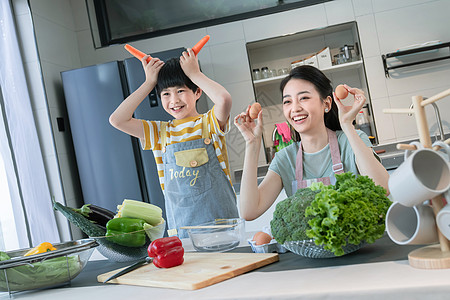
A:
[13,0,450,237]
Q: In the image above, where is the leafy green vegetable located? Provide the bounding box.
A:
[270,187,320,244]
[0,252,82,292]
[305,173,391,256]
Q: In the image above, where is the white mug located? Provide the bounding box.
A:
[436,190,450,240]
[388,141,450,207]
[386,201,439,245]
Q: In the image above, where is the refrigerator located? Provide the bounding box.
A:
[61,47,208,220]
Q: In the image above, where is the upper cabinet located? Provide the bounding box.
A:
[245,22,377,162]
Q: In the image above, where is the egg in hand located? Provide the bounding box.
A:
[253,231,272,245]
[335,84,348,100]
[249,102,262,119]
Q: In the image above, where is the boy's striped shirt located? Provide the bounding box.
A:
[140,107,232,193]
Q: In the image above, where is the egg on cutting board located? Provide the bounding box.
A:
[252,231,272,245]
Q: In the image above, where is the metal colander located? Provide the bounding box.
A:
[93,220,166,262]
[283,239,364,258]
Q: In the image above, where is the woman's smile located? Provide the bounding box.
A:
[291,114,307,124]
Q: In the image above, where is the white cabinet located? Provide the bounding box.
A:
[245,22,377,162]
[237,189,287,233]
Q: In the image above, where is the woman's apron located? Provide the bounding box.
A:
[292,128,344,192]
[160,115,239,238]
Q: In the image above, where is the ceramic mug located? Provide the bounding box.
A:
[386,201,439,245]
[388,141,450,207]
[436,185,450,240]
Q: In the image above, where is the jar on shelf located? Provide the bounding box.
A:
[269,69,277,77]
[252,68,261,80]
[261,67,269,79]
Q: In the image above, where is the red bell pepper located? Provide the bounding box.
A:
[148,236,184,268]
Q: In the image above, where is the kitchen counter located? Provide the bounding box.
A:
[3,235,450,300]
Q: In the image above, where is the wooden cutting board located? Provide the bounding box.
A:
[97,252,278,290]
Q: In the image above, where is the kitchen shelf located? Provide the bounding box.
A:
[382,41,450,78]
[253,60,363,87]
[246,21,378,154]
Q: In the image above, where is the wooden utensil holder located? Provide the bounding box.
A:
[383,88,450,269]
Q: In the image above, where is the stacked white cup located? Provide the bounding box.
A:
[386,141,450,245]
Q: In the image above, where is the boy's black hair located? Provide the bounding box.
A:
[279,65,341,142]
[155,57,198,95]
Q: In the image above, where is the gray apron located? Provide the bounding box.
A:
[292,128,344,193]
[160,115,239,238]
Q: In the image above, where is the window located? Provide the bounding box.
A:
[0,0,60,250]
[0,151,19,250]
[87,0,331,47]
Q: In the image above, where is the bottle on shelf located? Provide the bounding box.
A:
[355,110,371,137]
[261,67,269,79]
[252,68,261,80]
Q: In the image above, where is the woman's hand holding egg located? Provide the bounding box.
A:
[234,102,263,144]
[335,84,348,100]
[249,102,262,119]
[333,84,366,127]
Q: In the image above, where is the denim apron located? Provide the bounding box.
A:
[160,115,239,238]
[292,128,344,192]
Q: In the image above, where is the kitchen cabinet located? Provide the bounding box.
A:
[237,189,287,233]
[246,22,377,163]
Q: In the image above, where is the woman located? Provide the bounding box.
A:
[234,65,389,221]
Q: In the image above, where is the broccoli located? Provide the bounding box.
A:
[270,187,320,244]
[270,173,391,256]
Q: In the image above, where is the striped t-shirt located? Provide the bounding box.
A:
[140,107,232,193]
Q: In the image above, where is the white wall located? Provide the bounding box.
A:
[12,0,450,238]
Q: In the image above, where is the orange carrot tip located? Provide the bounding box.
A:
[124,44,152,62]
[191,35,210,56]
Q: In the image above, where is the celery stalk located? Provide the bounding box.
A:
[117,199,162,226]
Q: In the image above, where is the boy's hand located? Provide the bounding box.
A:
[142,56,164,87]
[180,48,201,78]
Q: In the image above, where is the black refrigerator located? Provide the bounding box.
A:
[61,47,208,219]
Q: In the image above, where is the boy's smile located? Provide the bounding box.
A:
[160,85,201,119]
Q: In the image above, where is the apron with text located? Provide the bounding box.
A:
[292,128,344,192]
[160,115,239,238]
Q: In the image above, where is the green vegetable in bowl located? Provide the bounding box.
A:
[0,252,82,292]
[270,187,319,244]
[105,217,147,247]
[270,172,391,256]
[305,173,391,256]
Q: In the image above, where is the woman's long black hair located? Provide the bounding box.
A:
[279,65,341,142]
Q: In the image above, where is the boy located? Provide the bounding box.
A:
[109,48,239,238]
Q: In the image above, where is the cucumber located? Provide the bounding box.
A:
[52,198,105,237]
[53,198,149,262]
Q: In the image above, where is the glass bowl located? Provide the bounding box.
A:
[93,219,166,262]
[0,239,97,293]
[283,239,364,258]
[187,218,245,252]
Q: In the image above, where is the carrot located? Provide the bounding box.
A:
[124,44,152,62]
[191,35,210,56]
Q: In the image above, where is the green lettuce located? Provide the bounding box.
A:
[305,172,391,256]
[0,252,82,292]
